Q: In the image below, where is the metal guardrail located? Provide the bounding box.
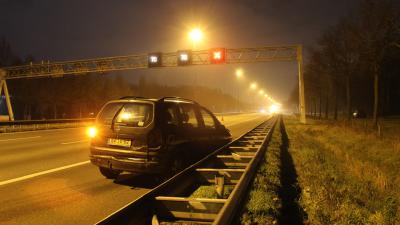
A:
[0,118,95,133]
[0,118,94,126]
[0,112,259,133]
[0,112,247,126]
[0,112,249,133]
[97,116,277,225]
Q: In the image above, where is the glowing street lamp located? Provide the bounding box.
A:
[188,28,203,46]
[250,83,257,90]
[120,112,133,120]
[235,69,243,78]
[188,28,204,100]
[259,90,264,95]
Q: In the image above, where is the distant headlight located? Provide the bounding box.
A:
[269,104,281,114]
[87,127,98,138]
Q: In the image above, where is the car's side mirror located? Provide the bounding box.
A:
[216,123,227,131]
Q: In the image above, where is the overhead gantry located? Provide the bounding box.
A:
[0,45,306,123]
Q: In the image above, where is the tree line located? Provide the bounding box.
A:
[289,0,400,125]
[4,75,244,120]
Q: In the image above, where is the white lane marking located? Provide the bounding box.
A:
[61,140,88,145]
[0,161,90,186]
[0,136,41,142]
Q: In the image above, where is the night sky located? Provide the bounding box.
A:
[0,0,360,103]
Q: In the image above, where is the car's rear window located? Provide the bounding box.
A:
[97,102,153,127]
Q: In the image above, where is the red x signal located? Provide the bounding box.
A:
[209,48,226,64]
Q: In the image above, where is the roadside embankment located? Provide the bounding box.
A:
[285,116,399,224]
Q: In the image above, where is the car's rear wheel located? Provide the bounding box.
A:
[160,157,185,181]
[171,157,184,174]
[99,167,121,179]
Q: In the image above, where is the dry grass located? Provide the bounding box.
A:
[285,116,400,225]
[189,185,234,199]
[240,120,283,225]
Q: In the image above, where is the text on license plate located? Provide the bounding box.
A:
[107,138,132,147]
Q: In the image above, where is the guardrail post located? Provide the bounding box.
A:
[215,175,225,198]
[151,214,160,225]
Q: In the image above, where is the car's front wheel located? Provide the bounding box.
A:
[99,167,121,179]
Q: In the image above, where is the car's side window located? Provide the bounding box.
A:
[199,108,217,129]
[164,104,179,126]
[178,104,199,128]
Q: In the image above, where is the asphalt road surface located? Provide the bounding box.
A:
[0,113,268,225]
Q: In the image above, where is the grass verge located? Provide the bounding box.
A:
[240,117,304,224]
[285,116,399,224]
[190,185,234,199]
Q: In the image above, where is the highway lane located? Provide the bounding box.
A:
[0,113,262,181]
[0,128,89,181]
[0,113,268,224]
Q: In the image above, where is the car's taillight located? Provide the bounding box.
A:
[147,129,163,148]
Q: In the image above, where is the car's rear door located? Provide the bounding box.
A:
[198,107,223,153]
[176,103,203,162]
[161,103,182,150]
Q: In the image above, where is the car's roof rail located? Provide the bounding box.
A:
[119,96,149,100]
[158,96,198,104]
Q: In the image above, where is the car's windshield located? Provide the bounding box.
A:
[97,102,153,127]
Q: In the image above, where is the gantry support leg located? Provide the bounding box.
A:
[0,79,15,121]
[297,45,306,124]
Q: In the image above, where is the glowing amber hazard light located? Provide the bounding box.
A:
[87,127,98,138]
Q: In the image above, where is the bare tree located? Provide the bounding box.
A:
[299,0,399,124]
[356,0,398,126]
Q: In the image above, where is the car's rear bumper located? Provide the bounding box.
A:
[90,145,165,174]
[90,155,164,174]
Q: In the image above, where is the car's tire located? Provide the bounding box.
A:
[161,157,185,180]
[99,167,121,179]
[171,157,184,174]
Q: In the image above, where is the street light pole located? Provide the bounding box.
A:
[188,28,203,101]
[235,69,243,112]
[297,45,306,124]
[236,84,239,112]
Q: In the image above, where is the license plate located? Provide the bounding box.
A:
[107,138,132,147]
